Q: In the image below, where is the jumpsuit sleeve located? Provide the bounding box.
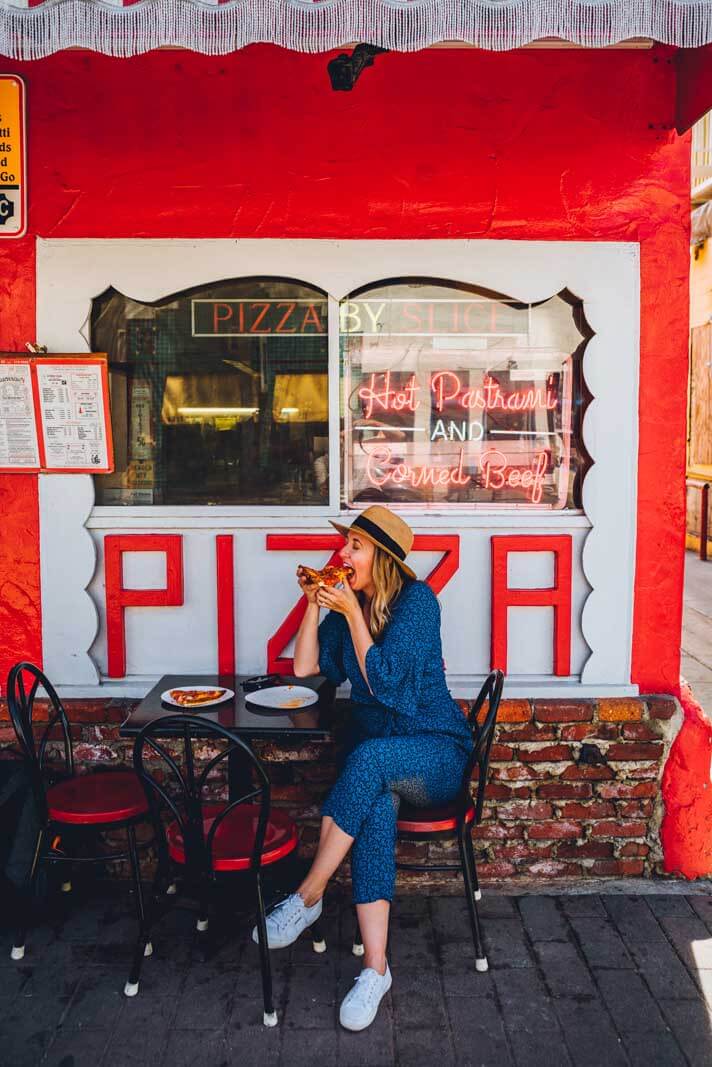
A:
[318,610,347,686]
[364,582,439,711]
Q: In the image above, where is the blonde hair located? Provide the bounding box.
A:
[368,546,405,638]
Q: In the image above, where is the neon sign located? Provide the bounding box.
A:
[192,299,327,337]
[357,371,557,421]
[365,444,549,504]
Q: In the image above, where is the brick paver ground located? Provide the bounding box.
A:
[1,885,711,1066]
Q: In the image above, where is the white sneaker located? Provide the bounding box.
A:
[251,893,322,950]
[339,964,392,1031]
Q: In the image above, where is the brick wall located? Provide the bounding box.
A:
[0,695,681,885]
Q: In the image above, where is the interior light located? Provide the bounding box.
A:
[177,406,258,416]
[281,407,299,415]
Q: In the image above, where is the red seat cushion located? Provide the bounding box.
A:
[47,771,148,825]
[397,801,475,834]
[166,803,299,872]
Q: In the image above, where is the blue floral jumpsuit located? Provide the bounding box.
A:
[318,580,473,904]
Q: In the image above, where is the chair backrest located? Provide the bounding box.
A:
[6,661,73,823]
[132,715,272,877]
[457,670,504,825]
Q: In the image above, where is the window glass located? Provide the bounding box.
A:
[341,280,590,509]
[91,280,329,505]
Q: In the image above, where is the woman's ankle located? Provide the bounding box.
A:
[363,955,387,976]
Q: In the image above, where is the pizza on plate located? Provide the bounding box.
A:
[169,688,225,706]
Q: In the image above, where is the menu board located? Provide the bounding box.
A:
[0,360,39,467]
[0,355,114,473]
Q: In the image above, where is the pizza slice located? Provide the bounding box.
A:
[299,563,354,587]
[169,688,225,706]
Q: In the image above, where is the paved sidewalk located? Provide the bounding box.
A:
[1,885,711,1066]
[682,551,712,716]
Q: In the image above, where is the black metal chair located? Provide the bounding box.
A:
[352,669,504,972]
[131,714,306,1026]
[6,661,152,963]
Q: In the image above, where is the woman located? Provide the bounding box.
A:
[253,505,472,1031]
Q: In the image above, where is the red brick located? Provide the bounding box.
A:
[534,702,594,723]
[492,765,539,782]
[557,801,616,819]
[621,722,663,741]
[476,861,518,879]
[537,782,593,800]
[561,764,615,781]
[473,823,526,842]
[500,844,556,862]
[556,841,615,859]
[519,744,574,763]
[589,820,647,838]
[489,744,516,761]
[526,860,583,877]
[270,784,312,803]
[560,723,620,742]
[528,821,583,841]
[624,763,661,780]
[0,726,17,742]
[590,860,646,876]
[606,742,664,761]
[616,800,654,818]
[500,724,557,742]
[598,698,643,722]
[73,743,118,762]
[498,801,554,821]
[497,700,532,723]
[486,784,533,801]
[597,781,658,799]
[618,842,651,857]
[646,696,677,720]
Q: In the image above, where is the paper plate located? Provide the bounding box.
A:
[161,686,234,709]
[246,685,318,711]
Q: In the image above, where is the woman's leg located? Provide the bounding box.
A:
[297,816,354,906]
[356,900,390,974]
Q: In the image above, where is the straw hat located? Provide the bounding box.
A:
[330,506,416,580]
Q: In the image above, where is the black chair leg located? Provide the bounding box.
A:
[124,823,153,996]
[466,832,482,902]
[457,829,488,973]
[11,828,45,961]
[351,906,364,957]
[310,915,327,954]
[254,871,277,1027]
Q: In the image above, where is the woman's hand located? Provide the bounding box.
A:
[316,580,360,621]
[297,566,319,605]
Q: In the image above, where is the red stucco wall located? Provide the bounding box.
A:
[0,44,700,869]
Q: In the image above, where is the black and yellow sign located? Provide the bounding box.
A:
[0,76,26,238]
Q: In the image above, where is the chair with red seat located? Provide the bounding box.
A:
[131,713,302,1026]
[6,661,153,963]
[352,669,504,973]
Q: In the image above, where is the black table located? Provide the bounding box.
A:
[119,674,336,797]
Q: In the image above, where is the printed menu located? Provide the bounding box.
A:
[0,355,114,473]
[0,361,40,467]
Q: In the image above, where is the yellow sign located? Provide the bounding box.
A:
[0,76,26,237]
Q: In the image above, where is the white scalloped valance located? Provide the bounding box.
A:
[0,0,711,60]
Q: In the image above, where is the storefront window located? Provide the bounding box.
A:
[92,279,329,505]
[341,279,590,509]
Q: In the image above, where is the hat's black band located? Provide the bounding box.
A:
[351,515,406,561]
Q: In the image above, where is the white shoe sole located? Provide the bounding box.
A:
[251,897,323,950]
[339,971,392,1032]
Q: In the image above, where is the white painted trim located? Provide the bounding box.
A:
[85,510,592,530]
[39,474,100,685]
[36,238,639,692]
